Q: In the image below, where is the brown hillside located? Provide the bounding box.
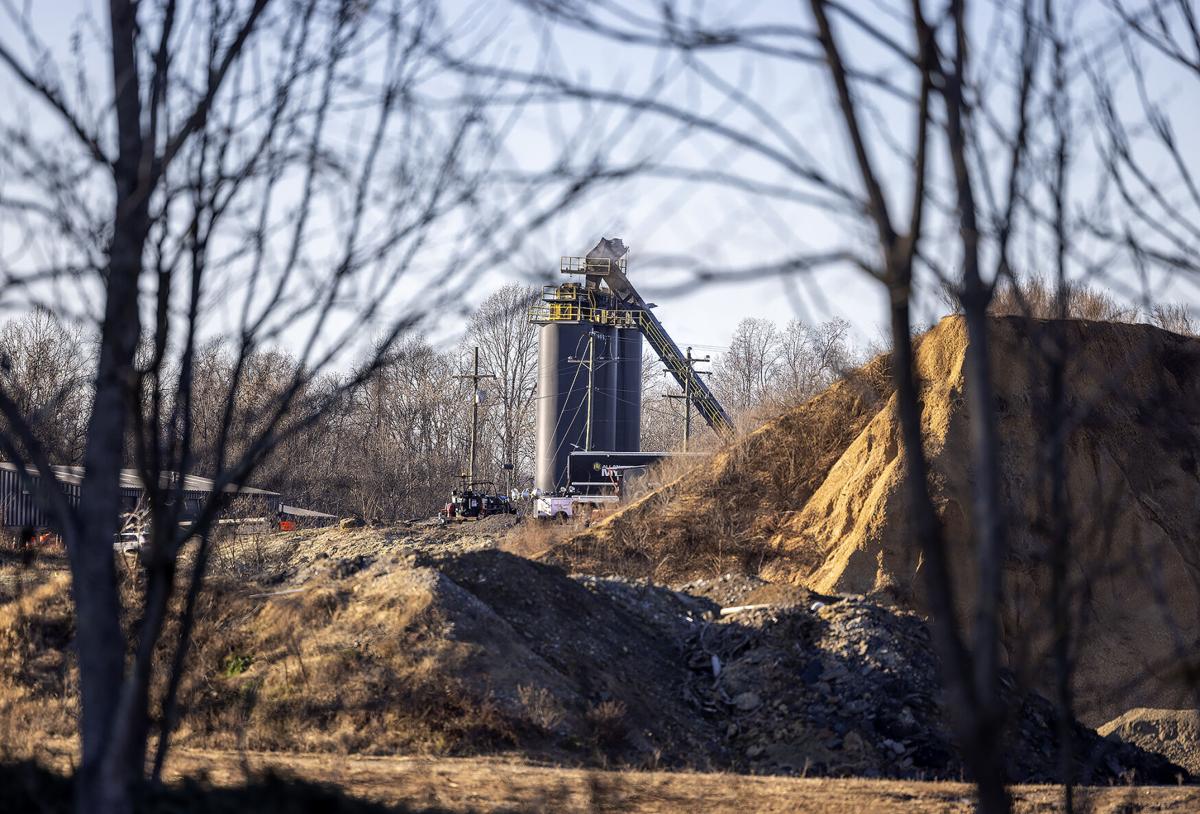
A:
[0,533,1178,785]
[550,354,895,581]
[558,316,1200,724]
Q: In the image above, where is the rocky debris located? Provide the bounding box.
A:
[222,523,502,585]
[424,549,727,769]
[424,546,1181,782]
[677,573,769,607]
[102,525,1192,782]
[1100,708,1200,775]
[682,595,1183,783]
[469,513,522,533]
[341,540,1186,782]
[329,554,374,579]
[573,574,716,642]
[733,692,762,712]
[673,574,829,610]
[579,317,1200,726]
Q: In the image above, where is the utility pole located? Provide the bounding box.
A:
[454,347,495,486]
[663,346,712,452]
[568,330,602,452]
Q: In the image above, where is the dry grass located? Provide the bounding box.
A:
[0,569,77,758]
[985,276,1140,323]
[169,567,521,756]
[617,451,712,506]
[545,354,894,583]
[967,275,1197,337]
[0,531,704,771]
[499,520,576,559]
[208,530,293,583]
[25,753,1200,814]
[0,557,526,762]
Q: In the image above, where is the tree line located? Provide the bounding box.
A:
[3,276,1187,522]
[0,291,865,518]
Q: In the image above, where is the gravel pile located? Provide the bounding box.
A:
[210,526,1187,783]
[682,595,1183,783]
[675,573,769,606]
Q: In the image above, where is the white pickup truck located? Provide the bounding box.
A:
[533,494,619,521]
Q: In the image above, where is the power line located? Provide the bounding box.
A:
[662,346,713,453]
[452,346,495,486]
[567,329,617,452]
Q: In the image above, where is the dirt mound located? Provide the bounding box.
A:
[0,530,1180,783]
[549,355,894,581]
[1100,709,1200,775]
[569,316,1200,725]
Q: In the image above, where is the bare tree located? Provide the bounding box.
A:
[341,336,469,518]
[714,317,781,411]
[775,317,852,404]
[467,283,540,491]
[0,1,607,811]
[0,310,91,464]
[1089,0,1200,286]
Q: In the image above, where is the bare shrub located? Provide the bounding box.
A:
[1150,304,1199,337]
[618,452,711,506]
[947,276,1143,323]
[586,699,629,753]
[208,532,292,584]
[517,684,565,733]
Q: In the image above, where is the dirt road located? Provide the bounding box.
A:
[154,749,1198,813]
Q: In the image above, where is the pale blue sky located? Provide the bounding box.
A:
[445,0,1200,349]
[2,0,1197,359]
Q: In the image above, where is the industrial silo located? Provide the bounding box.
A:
[533,319,590,493]
[530,240,644,492]
[531,238,733,493]
[614,327,643,451]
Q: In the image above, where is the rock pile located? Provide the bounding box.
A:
[572,317,1200,726]
[550,562,1182,782]
[685,595,1181,783]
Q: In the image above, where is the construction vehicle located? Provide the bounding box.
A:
[441,480,516,521]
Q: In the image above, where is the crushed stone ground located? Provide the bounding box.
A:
[0,521,1188,785]
[172,526,1192,781]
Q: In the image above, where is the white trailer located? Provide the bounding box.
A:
[533,494,618,521]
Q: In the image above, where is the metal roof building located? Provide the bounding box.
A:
[0,463,282,529]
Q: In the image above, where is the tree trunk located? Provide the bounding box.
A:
[73,204,145,813]
[71,2,150,812]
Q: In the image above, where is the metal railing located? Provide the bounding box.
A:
[528,303,640,327]
[560,255,626,275]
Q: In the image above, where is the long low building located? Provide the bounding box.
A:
[0,462,282,529]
